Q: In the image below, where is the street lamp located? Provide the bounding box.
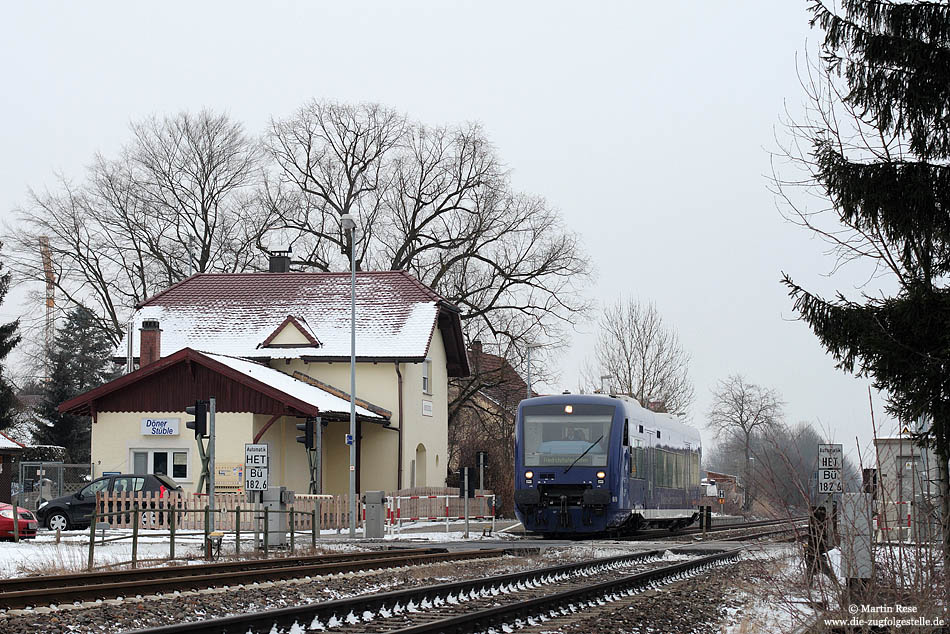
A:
[525,343,542,398]
[341,213,358,538]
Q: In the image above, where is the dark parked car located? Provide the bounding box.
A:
[36,474,182,531]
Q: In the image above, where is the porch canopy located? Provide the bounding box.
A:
[59,348,389,424]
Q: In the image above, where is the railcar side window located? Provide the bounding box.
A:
[631,439,645,478]
[622,419,629,446]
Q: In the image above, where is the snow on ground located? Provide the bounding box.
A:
[722,544,819,633]
[0,529,213,577]
[0,527,376,578]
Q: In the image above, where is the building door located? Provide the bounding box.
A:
[415,444,427,488]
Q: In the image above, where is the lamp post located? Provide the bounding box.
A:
[341,213,358,538]
[526,343,542,398]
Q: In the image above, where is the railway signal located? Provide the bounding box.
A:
[185,400,208,438]
[296,418,315,449]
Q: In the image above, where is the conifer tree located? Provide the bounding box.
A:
[35,307,117,462]
[0,244,21,431]
[781,1,950,571]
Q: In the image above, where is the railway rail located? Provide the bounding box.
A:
[126,547,743,634]
[625,515,806,541]
[0,547,506,610]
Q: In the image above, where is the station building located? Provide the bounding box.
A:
[59,267,469,496]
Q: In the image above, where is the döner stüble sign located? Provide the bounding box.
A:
[141,418,180,436]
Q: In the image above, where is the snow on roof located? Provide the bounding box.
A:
[118,271,443,361]
[0,432,25,450]
[202,352,383,420]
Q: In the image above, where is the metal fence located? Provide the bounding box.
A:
[16,462,92,510]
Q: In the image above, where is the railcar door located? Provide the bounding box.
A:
[620,418,630,507]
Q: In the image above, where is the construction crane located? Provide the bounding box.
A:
[39,236,55,383]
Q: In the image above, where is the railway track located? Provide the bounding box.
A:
[627,515,807,541]
[0,547,507,610]
[126,547,742,634]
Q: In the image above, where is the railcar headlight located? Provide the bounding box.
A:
[524,471,534,480]
[596,471,606,480]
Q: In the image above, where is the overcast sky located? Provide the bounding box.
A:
[1,2,900,461]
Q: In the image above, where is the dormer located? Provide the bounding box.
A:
[259,315,321,349]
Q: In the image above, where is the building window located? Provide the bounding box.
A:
[131,449,190,482]
[422,359,432,395]
[173,452,188,479]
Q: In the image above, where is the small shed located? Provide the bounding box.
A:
[0,432,25,504]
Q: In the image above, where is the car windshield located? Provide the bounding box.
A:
[79,478,111,498]
[521,403,615,467]
[154,474,181,490]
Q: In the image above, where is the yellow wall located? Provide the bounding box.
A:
[91,328,451,497]
[268,322,311,345]
[92,411,254,493]
[269,327,449,494]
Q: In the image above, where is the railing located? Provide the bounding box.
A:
[83,502,332,571]
[73,487,496,570]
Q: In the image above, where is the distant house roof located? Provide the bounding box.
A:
[60,348,387,422]
[0,432,25,451]
[115,271,469,377]
[466,342,533,410]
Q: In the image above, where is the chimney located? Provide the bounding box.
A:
[269,249,292,273]
[470,340,483,355]
[140,320,161,367]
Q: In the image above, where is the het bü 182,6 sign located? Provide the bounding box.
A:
[817,443,843,494]
[244,443,268,491]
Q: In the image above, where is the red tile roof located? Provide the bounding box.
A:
[116,270,470,376]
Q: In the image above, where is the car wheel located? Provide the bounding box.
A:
[47,511,70,531]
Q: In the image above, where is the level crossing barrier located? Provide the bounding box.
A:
[389,492,496,534]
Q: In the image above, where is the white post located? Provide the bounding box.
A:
[345,217,358,539]
[315,417,322,494]
[209,396,216,531]
[526,346,532,399]
[464,468,470,539]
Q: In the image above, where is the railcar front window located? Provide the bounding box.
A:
[522,404,615,467]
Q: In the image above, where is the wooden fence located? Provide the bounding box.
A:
[94,492,358,531]
[94,486,495,531]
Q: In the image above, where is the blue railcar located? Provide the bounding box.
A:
[514,393,702,536]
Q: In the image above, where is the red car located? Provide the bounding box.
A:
[0,503,38,539]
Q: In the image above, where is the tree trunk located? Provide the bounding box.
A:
[939,450,950,596]
[744,433,752,512]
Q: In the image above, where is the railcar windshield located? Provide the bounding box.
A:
[521,403,615,468]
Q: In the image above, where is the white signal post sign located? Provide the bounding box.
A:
[817,444,843,494]
[244,444,268,491]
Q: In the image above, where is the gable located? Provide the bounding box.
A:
[260,315,320,348]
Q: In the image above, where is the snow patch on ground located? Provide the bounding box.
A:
[0,528,370,578]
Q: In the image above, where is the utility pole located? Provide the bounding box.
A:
[342,213,358,539]
[526,343,541,398]
[209,396,216,530]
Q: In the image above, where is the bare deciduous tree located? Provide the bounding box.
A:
[582,299,693,416]
[265,100,593,405]
[6,110,266,346]
[707,374,783,511]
